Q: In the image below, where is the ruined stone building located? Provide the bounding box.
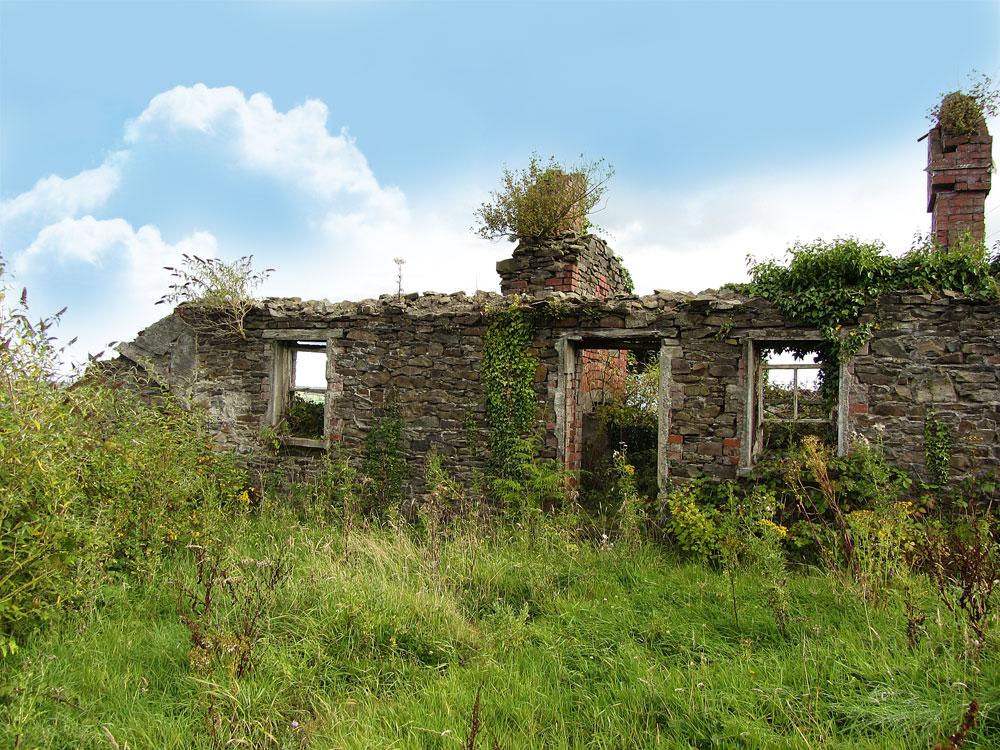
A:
[115,116,998,496]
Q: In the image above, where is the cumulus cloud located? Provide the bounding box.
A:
[13,216,219,366]
[126,84,405,216]
[19,215,215,289]
[0,151,128,225]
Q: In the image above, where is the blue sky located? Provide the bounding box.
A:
[2,0,998,368]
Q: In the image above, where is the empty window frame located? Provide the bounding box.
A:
[745,340,847,465]
[759,352,825,424]
[273,340,328,445]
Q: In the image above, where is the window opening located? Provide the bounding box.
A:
[285,342,327,440]
[755,347,833,455]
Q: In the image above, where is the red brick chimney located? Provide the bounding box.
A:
[926,105,992,247]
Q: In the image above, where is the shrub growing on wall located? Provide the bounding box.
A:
[473,153,614,242]
[159,253,273,338]
[733,235,999,407]
[927,72,998,137]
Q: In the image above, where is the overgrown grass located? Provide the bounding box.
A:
[3,507,997,749]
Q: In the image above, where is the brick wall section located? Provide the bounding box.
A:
[926,119,992,247]
[581,349,628,399]
[496,232,630,298]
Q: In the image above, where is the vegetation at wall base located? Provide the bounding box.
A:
[361,404,408,516]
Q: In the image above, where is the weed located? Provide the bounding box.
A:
[175,542,291,678]
[918,513,999,648]
[933,700,980,749]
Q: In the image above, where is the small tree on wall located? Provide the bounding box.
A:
[159,254,273,338]
[473,153,614,242]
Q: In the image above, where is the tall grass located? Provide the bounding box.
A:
[3,506,997,749]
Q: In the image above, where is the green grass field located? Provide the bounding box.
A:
[4,508,996,750]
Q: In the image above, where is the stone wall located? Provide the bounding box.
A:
[114,106,997,497]
[855,291,1000,480]
[524,289,999,486]
[119,281,1000,497]
[123,293,502,488]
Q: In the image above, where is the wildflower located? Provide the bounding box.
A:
[757,519,788,538]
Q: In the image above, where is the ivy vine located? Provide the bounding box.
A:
[732,236,1000,404]
[481,301,539,482]
[361,403,407,515]
[923,413,952,489]
[615,256,635,294]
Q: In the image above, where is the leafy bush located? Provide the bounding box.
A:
[0,260,245,653]
[285,391,324,438]
[664,483,720,560]
[734,235,999,406]
[473,153,614,242]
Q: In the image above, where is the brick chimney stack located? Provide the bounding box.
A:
[496,234,631,298]
[926,107,992,247]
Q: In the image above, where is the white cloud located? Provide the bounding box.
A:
[605,143,930,294]
[5,83,421,367]
[126,84,403,212]
[20,215,215,279]
[114,84,495,302]
[15,216,218,367]
[0,151,128,225]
